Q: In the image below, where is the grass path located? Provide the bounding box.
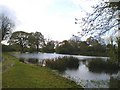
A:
[2,53,82,88]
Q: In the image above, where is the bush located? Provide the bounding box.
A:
[88,59,120,73]
[109,78,120,88]
[19,58,25,63]
[46,56,79,72]
[28,59,38,64]
[2,44,16,52]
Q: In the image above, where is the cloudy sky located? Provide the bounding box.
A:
[0,0,99,41]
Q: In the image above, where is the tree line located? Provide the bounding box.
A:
[2,30,117,57]
[3,31,54,53]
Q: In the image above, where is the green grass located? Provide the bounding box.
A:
[2,53,82,88]
[0,62,2,89]
[2,53,15,72]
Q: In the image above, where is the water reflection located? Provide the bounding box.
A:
[63,60,119,88]
[64,61,111,80]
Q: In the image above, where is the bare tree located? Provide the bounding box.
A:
[76,0,119,37]
[0,13,15,42]
[75,0,120,63]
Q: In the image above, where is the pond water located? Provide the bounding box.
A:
[14,52,119,88]
[14,52,108,60]
[62,60,118,88]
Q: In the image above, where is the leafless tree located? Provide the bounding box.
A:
[0,13,15,42]
[76,1,119,37]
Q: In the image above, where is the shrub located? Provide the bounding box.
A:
[19,58,25,63]
[28,59,38,64]
[88,58,120,73]
[46,56,79,72]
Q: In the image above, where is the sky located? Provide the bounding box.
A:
[0,0,99,41]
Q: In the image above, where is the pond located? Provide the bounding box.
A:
[62,60,119,88]
[14,52,109,60]
[13,52,119,88]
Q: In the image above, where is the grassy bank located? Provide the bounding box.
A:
[2,53,82,88]
[0,62,2,89]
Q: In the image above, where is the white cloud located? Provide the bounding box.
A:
[0,0,98,41]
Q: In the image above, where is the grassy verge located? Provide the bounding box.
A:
[2,53,82,88]
[0,62,2,89]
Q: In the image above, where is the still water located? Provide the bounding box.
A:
[63,61,113,88]
[14,52,108,60]
[14,52,118,88]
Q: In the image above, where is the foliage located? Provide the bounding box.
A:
[118,37,120,64]
[8,31,30,53]
[46,56,79,72]
[34,32,45,52]
[28,32,45,52]
[55,38,107,56]
[8,31,45,53]
[27,32,36,52]
[0,13,15,42]
[2,44,16,52]
[106,37,120,64]
[8,32,108,56]
[7,30,107,57]
[28,58,38,64]
[107,44,118,63]
[19,58,25,63]
[55,40,75,55]
[87,59,119,73]
[42,39,55,53]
